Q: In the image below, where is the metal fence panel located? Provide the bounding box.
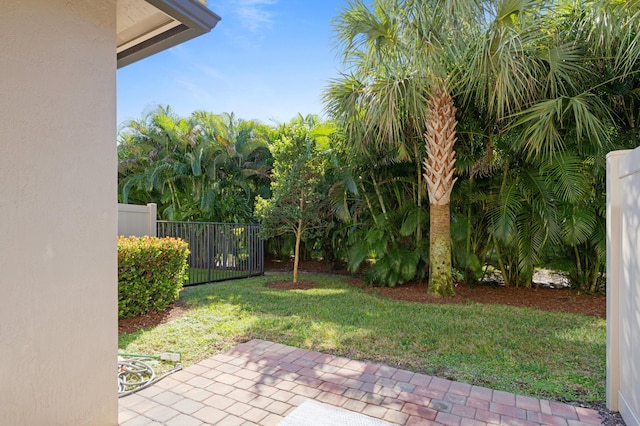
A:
[157,221,264,286]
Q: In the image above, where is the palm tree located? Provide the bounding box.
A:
[325,0,537,296]
[118,108,273,223]
[462,0,640,288]
[118,106,199,219]
[190,111,272,222]
[326,0,640,294]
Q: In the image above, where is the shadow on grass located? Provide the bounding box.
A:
[124,274,607,403]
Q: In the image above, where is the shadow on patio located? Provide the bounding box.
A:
[118,339,602,425]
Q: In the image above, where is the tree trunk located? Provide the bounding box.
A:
[429,203,455,297]
[423,86,457,297]
[292,192,304,283]
[293,224,302,283]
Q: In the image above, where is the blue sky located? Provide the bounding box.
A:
[117,0,347,126]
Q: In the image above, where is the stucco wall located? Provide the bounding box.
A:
[118,203,158,237]
[607,148,640,426]
[0,1,117,425]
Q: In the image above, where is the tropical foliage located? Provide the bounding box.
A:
[118,107,272,223]
[117,0,640,294]
[322,0,640,292]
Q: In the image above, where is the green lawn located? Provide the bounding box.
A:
[186,267,255,284]
[119,274,606,404]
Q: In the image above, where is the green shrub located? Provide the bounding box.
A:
[118,236,190,318]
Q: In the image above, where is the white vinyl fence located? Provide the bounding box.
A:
[607,148,640,426]
[118,203,157,237]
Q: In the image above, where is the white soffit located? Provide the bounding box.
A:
[117,0,220,68]
[117,0,180,53]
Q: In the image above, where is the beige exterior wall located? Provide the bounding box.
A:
[0,1,118,425]
[607,148,640,426]
[118,203,158,237]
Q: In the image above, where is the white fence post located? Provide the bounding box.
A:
[147,203,157,237]
[607,148,640,426]
[118,203,157,237]
[606,150,628,411]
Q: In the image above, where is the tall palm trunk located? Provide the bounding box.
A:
[423,88,457,297]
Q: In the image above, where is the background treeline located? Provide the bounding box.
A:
[118,0,640,293]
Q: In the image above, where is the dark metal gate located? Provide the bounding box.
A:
[157,221,264,286]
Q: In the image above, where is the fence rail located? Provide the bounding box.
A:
[157,221,264,286]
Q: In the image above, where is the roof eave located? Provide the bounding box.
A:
[117,0,220,69]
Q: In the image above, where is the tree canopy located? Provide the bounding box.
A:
[118,107,272,223]
[116,0,640,293]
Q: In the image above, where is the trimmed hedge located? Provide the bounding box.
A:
[118,236,190,319]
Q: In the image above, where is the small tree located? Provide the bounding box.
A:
[256,116,330,283]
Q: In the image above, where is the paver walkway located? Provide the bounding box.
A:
[118,339,603,425]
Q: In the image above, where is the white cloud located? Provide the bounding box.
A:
[231,0,277,32]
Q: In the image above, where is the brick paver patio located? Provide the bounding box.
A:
[118,339,603,425]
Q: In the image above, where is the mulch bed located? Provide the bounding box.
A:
[363,279,606,319]
[118,299,190,335]
[265,257,606,319]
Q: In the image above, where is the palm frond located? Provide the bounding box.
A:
[561,206,597,246]
[511,97,565,160]
[399,202,426,237]
[455,0,542,121]
[489,179,521,243]
[568,94,610,148]
[520,168,561,247]
[329,181,355,223]
[540,154,590,203]
[535,42,588,98]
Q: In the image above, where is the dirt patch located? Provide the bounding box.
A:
[118,299,190,335]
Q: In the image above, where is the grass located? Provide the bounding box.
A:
[119,273,606,404]
[186,267,257,284]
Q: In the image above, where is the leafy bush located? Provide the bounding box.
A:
[118,236,190,318]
